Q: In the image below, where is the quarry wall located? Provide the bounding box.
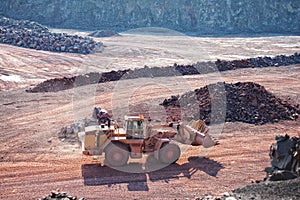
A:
[0,0,299,34]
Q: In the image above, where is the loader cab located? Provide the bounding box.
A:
[124,115,144,139]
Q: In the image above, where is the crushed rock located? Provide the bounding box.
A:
[38,190,84,200]
[26,53,300,93]
[58,118,98,140]
[161,82,299,125]
[0,16,102,54]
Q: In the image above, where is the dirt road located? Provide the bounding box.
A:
[1,33,300,199]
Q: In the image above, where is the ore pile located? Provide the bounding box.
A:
[26,53,300,93]
[0,17,102,54]
[216,53,300,71]
[39,191,84,200]
[88,30,119,37]
[161,82,299,125]
[197,177,300,200]
[26,70,129,92]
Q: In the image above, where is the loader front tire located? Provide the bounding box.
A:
[105,143,129,167]
[159,143,180,164]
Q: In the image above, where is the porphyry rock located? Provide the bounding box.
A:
[26,53,300,93]
[161,82,299,125]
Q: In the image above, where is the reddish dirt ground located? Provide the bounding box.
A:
[1,34,300,199]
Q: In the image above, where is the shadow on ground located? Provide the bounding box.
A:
[81,156,224,191]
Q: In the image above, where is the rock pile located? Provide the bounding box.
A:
[58,118,98,140]
[38,191,84,200]
[161,82,299,125]
[26,70,129,92]
[232,177,300,200]
[215,53,300,71]
[26,53,300,93]
[195,194,236,200]
[88,30,119,37]
[0,17,102,54]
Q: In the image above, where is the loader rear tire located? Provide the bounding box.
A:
[159,143,180,164]
[105,143,129,167]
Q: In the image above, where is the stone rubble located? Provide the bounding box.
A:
[26,53,300,93]
[161,82,299,125]
[26,70,129,92]
[88,30,119,37]
[265,134,300,181]
[0,17,102,54]
[38,191,84,200]
[58,118,98,140]
[215,53,300,71]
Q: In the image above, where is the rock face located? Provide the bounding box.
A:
[0,0,299,34]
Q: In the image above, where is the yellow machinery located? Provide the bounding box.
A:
[78,115,215,167]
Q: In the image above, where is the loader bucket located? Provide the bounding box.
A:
[202,134,216,148]
[192,133,216,148]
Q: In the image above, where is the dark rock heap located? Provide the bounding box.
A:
[215,53,300,71]
[26,70,129,93]
[39,191,84,200]
[161,82,299,125]
[26,53,300,93]
[0,17,102,54]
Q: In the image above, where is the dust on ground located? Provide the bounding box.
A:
[1,32,300,199]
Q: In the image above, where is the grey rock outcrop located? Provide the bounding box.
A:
[0,0,299,34]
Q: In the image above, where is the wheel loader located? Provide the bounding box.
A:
[78,114,216,167]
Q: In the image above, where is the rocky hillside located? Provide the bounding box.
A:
[0,0,299,34]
